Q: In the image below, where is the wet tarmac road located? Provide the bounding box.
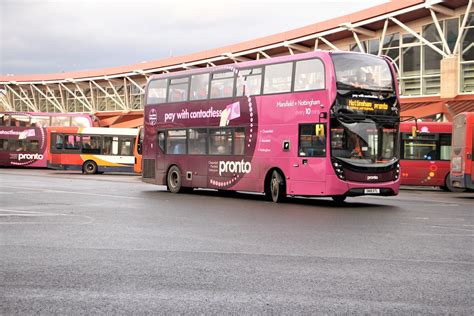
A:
[1,169,473,314]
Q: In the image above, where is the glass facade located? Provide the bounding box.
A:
[354,16,464,96]
[461,14,474,92]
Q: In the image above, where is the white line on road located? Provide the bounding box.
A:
[430,225,474,232]
[0,208,95,224]
[0,209,58,216]
[0,185,140,200]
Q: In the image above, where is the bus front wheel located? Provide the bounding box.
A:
[332,195,347,203]
[266,170,286,203]
[442,173,465,192]
[167,165,184,193]
[83,161,98,175]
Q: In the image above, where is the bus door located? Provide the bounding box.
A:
[156,130,166,176]
[290,123,327,195]
[133,127,143,174]
[186,128,209,188]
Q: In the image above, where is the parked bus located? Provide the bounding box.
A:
[133,126,144,174]
[142,51,401,202]
[399,121,455,190]
[47,127,139,174]
[451,112,474,190]
[0,112,92,168]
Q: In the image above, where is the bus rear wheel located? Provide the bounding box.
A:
[83,160,98,175]
[266,170,286,203]
[167,165,184,193]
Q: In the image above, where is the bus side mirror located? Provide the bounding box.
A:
[411,126,417,138]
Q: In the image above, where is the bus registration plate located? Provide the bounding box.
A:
[364,188,380,194]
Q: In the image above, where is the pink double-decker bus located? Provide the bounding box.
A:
[142,51,401,202]
[0,112,92,168]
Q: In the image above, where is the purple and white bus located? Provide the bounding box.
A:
[142,51,401,202]
[0,112,92,168]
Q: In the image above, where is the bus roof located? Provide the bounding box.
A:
[400,121,452,133]
[147,51,385,81]
[0,112,90,117]
[48,126,138,136]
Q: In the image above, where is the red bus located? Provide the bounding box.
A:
[47,127,139,174]
[399,121,455,190]
[142,51,401,202]
[0,112,92,168]
[451,112,474,190]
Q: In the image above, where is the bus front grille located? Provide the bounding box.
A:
[143,159,156,178]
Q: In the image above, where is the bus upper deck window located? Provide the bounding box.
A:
[147,79,168,105]
[168,78,189,103]
[210,72,235,99]
[190,74,210,101]
[236,68,262,96]
[263,62,293,94]
[294,59,325,91]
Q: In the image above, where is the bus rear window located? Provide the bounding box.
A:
[147,79,168,104]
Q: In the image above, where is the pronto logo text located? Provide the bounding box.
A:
[219,160,251,176]
[18,153,44,161]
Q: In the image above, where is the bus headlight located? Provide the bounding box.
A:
[333,161,345,180]
[393,163,400,180]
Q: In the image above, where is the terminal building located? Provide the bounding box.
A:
[0,0,473,126]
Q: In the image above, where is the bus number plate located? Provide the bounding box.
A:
[364,188,380,194]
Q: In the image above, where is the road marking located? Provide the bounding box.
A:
[0,208,95,225]
[430,225,474,232]
[0,185,140,200]
[0,209,58,216]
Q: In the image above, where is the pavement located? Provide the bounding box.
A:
[0,168,473,314]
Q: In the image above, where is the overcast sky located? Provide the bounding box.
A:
[0,0,387,75]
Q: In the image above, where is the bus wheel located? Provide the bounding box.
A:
[443,173,465,192]
[266,170,286,203]
[332,195,346,203]
[218,189,236,197]
[167,165,183,193]
[83,161,98,175]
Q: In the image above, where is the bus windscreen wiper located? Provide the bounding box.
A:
[336,81,356,90]
[365,114,398,123]
[334,112,366,123]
